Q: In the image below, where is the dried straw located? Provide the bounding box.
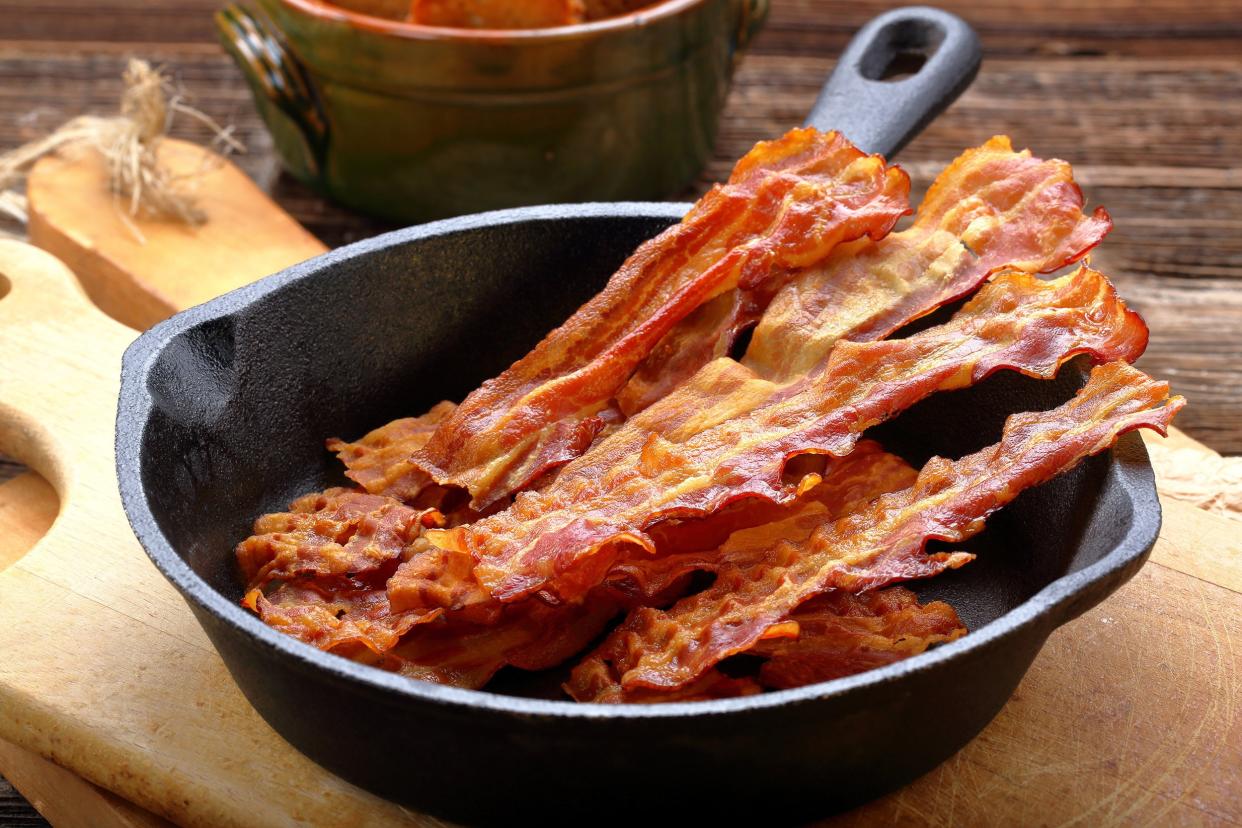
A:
[0,60,243,239]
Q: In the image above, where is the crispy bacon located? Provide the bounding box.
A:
[566,658,761,704]
[614,276,778,416]
[618,136,1112,413]
[236,488,443,589]
[327,401,457,506]
[243,582,437,658]
[606,361,1183,692]
[386,539,497,621]
[565,587,964,703]
[386,594,619,689]
[751,589,967,690]
[244,579,616,689]
[404,129,910,511]
[432,265,1148,608]
[238,132,1179,704]
[607,440,917,602]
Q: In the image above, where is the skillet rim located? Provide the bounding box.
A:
[115,201,1162,720]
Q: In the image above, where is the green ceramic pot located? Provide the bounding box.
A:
[216,0,768,222]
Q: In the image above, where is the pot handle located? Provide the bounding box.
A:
[215,4,329,183]
[734,0,770,57]
[804,6,981,158]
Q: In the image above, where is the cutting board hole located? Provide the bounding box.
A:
[0,272,11,301]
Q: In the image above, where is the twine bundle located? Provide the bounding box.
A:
[0,60,242,238]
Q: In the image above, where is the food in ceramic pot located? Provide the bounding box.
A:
[328,0,657,26]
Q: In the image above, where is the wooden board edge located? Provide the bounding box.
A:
[0,737,172,828]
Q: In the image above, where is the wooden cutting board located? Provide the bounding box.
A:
[0,138,327,567]
[0,140,329,826]
[0,160,1238,825]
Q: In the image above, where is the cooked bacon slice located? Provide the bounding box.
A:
[607,439,918,602]
[614,272,787,417]
[566,658,761,704]
[744,136,1112,382]
[242,581,437,658]
[326,401,456,505]
[403,129,910,511]
[388,594,619,689]
[236,488,443,589]
[565,587,964,702]
[431,265,1148,608]
[386,539,497,621]
[751,589,966,690]
[244,578,615,689]
[384,447,910,687]
[617,136,1112,414]
[603,361,1182,692]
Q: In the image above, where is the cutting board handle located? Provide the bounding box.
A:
[0,240,133,497]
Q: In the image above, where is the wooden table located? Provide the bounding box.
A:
[1,0,1239,823]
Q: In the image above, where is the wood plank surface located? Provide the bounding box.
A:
[1,0,1239,823]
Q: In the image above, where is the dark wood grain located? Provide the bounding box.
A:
[1,0,1240,820]
[0,775,48,827]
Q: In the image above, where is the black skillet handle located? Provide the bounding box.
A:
[805,6,981,158]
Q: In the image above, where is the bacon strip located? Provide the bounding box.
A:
[242,581,437,658]
[606,439,918,603]
[429,265,1148,608]
[744,136,1112,382]
[385,593,619,689]
[605,361,1182,692]
[565,587,965,703]
[750,589,967,690]
[618,136,1111,413]
[327,401,456,506]
[236,488,442,589]
[403,129,910,510]
[244,579,616,689]
[565,659,761,704]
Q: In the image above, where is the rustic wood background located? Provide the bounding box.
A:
[1,0,1239,823]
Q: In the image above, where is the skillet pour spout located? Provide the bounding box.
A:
[117,203,1161,825]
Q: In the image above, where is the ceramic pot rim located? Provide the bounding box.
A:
[276,0,708,42]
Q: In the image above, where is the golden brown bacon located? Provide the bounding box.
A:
[614,267,789,417]
[236,488,443,590]
[604,362,1183,692]
[402,129,910,511]
[388,594,619,689]
[244,579,618,689]
[243,582,436,659]
[566,658,761,704]
[327,401,456,506]
[430,265,1149,608]
[565,587,964,703]
[750,589,966,690]
[618,136,1112,413]
[606,440,918,602]
[745,136,1112,382]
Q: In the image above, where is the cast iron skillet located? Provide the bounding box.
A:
[117,8,1157,824]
